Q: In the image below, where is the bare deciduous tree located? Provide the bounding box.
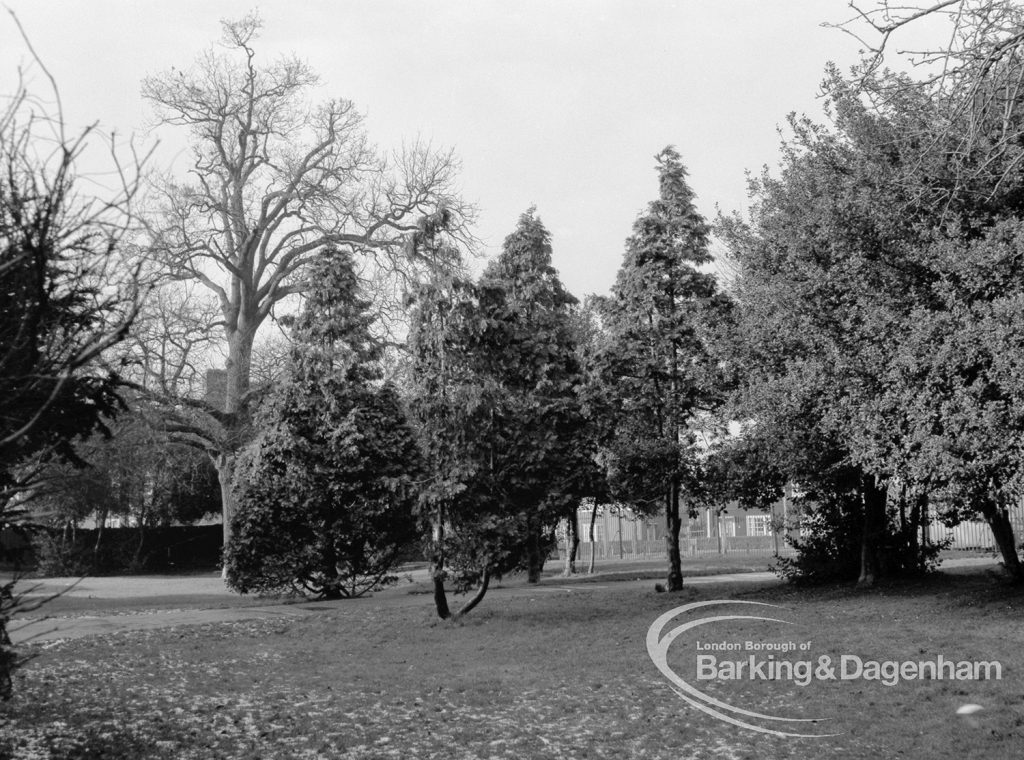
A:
[140,12,472,556]
[832,1,1024,202]
[121,282,221,399]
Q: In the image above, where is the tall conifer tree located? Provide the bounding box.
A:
[409,209,586,617]
[599,147,723,592]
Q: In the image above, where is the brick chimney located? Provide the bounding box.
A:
[205,368,227,412]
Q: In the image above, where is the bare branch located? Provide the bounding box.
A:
[2,16,147,506]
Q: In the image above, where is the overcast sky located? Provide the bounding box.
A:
[1,1,876,299]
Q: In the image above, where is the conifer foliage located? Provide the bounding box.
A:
[224,250,421,599]
[408,209,585,618]
[598,147,726,592]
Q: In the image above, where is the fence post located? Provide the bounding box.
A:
[772,511,781,555]
[617,511,624,559]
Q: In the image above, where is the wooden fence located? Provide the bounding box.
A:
[565,535,796,562]
[562,518,1021,562]
[928,518,1024,551]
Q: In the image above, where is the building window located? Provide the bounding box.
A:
[747,514,773,536]
[720,516,736,537]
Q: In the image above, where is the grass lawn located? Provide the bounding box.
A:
[2,567,1022,759]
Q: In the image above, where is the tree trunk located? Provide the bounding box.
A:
[907,491,922,573]
[454,568,491,619]
[431,509,451,619]
[665,481,683,591]
[894,483,914,575]
[432,565,490,621]
[217,453,236,580]
[857,475,887,587]
[320,531,343,599]
[898,485,907,544]
[92,507,107,571]
[920,492,930,558]
[216,325,257,580]
[526,515,544,584]
[772,502,781,556]
[979,498,1023,582]
[587,504,598,574]
[432,570,451,620]
[224,324,255,417]
[562,510,579,577]
[132,521,146,571]
[320,582,343,600]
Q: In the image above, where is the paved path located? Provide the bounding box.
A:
[7,602,337,644]
[7,574,776,645]
[6,556,999,645]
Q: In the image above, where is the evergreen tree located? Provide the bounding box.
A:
[476,209,585,584]
[599,147,725,592]
[224,250,421,599]
[408,209,586,617]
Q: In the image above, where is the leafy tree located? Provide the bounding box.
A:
[30,411,220,574]
[891,253,1024,579]
[718,92,939,584]
[225,250,420,599]
[597,147,726,592]
[140,13,468,563]
[720,50,1024,583]
[408,209,586,617]
[700,428,787,514]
